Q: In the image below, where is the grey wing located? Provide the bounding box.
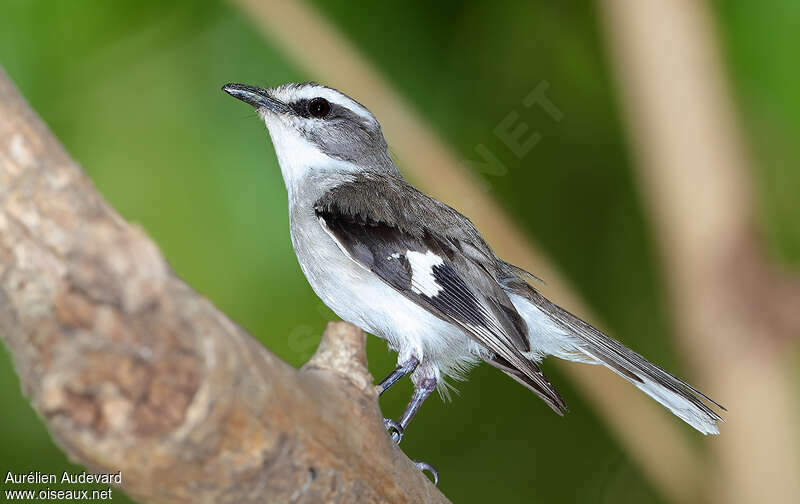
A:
[315,192,567,414]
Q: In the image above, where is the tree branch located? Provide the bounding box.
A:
[0,68,448,504]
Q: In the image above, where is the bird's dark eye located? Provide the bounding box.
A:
[308,97,331,118]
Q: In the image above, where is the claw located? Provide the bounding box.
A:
[383,417,404,444]
[413,460,439,486]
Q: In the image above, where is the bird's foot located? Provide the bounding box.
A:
[382,418,437,485]
[383,417,404,444]
[413,460,439,486]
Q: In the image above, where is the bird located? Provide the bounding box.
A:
[222,81,724,464]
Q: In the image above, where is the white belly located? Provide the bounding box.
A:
[289,208,482,381]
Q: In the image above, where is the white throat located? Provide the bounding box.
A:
[262,114,358,199]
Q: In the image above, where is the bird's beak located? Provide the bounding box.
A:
[222,83,289,114]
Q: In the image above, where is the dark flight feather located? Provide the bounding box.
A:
[499,267,725,420]
[315,173,567,413]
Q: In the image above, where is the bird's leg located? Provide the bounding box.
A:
[384,376,437,444]
[381,374,440,484]
[376,356,419,396]
[378,356,419,445]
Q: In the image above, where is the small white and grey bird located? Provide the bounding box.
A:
[222,81,724,452]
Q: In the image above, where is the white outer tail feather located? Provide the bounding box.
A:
[578,347,720,435]
[508,293,722,435]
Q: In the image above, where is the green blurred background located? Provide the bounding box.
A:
[0,1,797,503]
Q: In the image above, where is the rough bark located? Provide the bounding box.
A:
[0,69,448,503]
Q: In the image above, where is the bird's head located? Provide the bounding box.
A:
[223,82,396,188]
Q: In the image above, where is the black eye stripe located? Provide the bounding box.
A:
[289,99,310,117]
[308,97,331,118]
[289,97,374,132]
[290,98,333,119]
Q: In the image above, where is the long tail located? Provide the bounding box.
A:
[504,279,725,435]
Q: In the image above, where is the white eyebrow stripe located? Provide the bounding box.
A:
[271,85,374,121]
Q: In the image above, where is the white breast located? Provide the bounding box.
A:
[289,205,483,384]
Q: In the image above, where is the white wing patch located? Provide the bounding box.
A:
[406,250,444,297]
[318,216,445,300]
